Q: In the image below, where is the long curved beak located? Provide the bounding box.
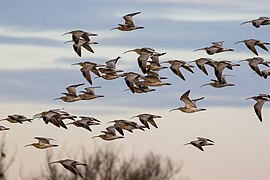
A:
[123,49,135,54]
[64,40,73,44]
[24,144,32,147]
[107,121,115,124]
[49,161,60,165]
[200,83,210,88]
[62,32,71,36]
[130,115,138,119]
[71,62,80,66]
[169,108,179,112]
[91,135,100,139]
[183,142,191,146]
[235,40,243,44]
[238,59,247,62]
[33,113,42,119]
[240,21,251,25]
[53,97,61,101]
[109,27,118,31]
[66,122,74,125]
[245,97,252,100]
[193,48,204,52]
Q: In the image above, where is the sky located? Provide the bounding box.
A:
[1,0,270,179]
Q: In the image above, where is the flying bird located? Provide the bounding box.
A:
[110,12,144,31]
[25,137,58,149]
[131,113,161,129]
[170,90,206,113]
[183,137,214,151]
[63,29,97,44]
[246,94,270,122]
[235,39,270,56]
[241,17,270,28]
[0,125,10,131]
[194,41,234,55]
[65,39,98,57]
[0,115,32,124]
[49,159,87,178]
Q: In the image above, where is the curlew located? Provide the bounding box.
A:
[183,137,214,151]
[65,39,98,57]
[67,116,100,131]
[189,58,215,75]
[194,41,234,55]
[0,125,10,131]
[110,12,144,31]
[0,115,32,124]
[25,137,58,149]
[108,119,145,135]
[71,61,104,85]
[241,17,270,28]
[161,60,194,81]
[92,126,124,141]
[54,83,84,102]
[78,86,104,100]
[170,90,206,113]
[235,39,270,56]
[246,94,270,122]
[201,75,235,88]
[49,159,87,178]
[131,113,161,129]
[63,29,97,44]
[239,57,270,77]
[212,60,240,83]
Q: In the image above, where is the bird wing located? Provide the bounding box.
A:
[123,12,141,26]
[256,42,269,52]
[170,64,185,80]
[249,61,262,76]
[147,117,158,128]
[82,44,95,53]
[196,60,209,75]
[73,44,82,57]
[35,137,52,144]
[138,52,151,74]
[197,137,214,143]
[253,100,265,122]
[80,67,92,85]
[180,90,196,108]
[245,41,258,55]
[62,163,78,176]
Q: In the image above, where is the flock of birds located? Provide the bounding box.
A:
[1,12,270,178]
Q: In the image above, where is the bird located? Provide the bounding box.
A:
[65,39,98,57]
[194,41,234,55]
[261,69,270,79]
[98,56,122,74]
[54,83,84,102]
[170,90,206,113]
[49,159,87,178]
[241,17,270,28]
[183,137,215,151]
[0,115,32,124]
[189,58,215,75]
[246,94,270,122]
[130,113,161,129]
[66,116,100,131]
[110,12,144,31]
[235,39,270,56]
[78,86,104,100]
[71,61,104,85]
[201,75,235,88]
[0,125,10,131]
[212,60,240,83]
[33,109,75,129]
[24,137,58,149]
[108,119,145,135]
[92,126,124,141]
[161,60,194,81]
[141,74,171,87]
[63,29,97,44]
[124,47,162,74]
[239,57,270,77]
[120,72,145,93]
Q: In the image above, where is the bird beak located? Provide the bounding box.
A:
[64,40,73,44]
[49,161,60,165]
[200,83,210,87]
[183,142,191,146]
[193,48,204,52]
[130,115,138,119]
[245,97,252,100]
[33,113,42,119]
[71,63,80,66]
[109,27,118,31]
[169,108,179,112]
[62,32,71,36]
[24,144,32,147]
[53,98,61,101]
[91,135,100,139]
[240,21,251,25]
[66,122,73,125]
[234,41,243,44]
[123,49,135,54]
[107,121,114,124]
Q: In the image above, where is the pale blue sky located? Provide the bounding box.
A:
[1,0,270,180]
